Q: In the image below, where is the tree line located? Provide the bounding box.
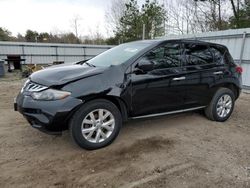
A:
[1,0,249,45]
[0,29,105,44]
[164,0,250,34]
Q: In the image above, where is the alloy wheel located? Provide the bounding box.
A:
[81,109,115,143]
[216,94,232,118]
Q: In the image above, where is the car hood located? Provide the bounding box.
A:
[30,64,106,86]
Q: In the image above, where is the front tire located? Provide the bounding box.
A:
[205,88,235,122]
[70,99,122,150]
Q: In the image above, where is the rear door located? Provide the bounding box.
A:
[182,43,226,107]
[130,42,187,116]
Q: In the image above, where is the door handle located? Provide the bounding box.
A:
[213,71,223,75]
[173,76,186,81]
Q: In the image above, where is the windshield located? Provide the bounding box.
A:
[87,42,152,67]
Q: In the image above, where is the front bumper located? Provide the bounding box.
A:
[14,92,83,134]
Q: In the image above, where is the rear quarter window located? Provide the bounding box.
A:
[224,51,236,66]
[209,46,224,65]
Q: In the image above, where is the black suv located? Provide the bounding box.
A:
[15,39,242,150]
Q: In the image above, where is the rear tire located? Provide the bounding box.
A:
[205,88,235,122]
[70,99,122,150]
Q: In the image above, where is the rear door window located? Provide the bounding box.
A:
[184,44,213,66]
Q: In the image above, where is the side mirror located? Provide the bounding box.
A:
[136,59,154,73]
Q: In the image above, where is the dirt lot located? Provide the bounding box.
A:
[1,76,250,188]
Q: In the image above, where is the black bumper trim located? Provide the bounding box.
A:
[30,123,62,136]
[14,102,17,111]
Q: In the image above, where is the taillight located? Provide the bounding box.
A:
[236,66,243,74]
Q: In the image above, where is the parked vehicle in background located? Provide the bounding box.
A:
[14,39,242,150]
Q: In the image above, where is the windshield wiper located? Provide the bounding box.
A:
[77,59,96,67]
[85,62,96,67]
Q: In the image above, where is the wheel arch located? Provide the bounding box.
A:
[211,82,240,100]
[224,83,240,99]
[74,95,128,122]
[100,96,129,122]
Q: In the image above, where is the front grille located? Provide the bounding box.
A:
[21,80,48,92]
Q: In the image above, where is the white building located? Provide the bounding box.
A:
[0,41,113,65]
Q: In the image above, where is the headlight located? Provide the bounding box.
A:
[31,89,71,101]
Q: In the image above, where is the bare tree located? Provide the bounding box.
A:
[165,0,230,35]
[105,0,127,36]
[165,0,202,34]
[81,25,106,45]
[71,15,82,38]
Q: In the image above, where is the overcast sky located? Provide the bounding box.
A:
[0,0,135,38]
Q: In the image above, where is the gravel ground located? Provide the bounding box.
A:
[0,76,250,188]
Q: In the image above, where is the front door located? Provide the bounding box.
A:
[130,42,187,117]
